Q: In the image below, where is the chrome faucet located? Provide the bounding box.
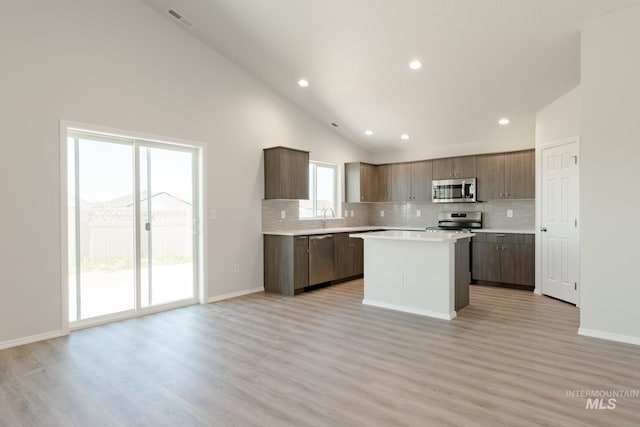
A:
[322,207,335,228]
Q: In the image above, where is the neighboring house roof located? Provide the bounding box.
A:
[89,192,192,208]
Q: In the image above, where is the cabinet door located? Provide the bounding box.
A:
[333,233,352,279]
[476,153,505,201]
[293,236,309,290]
[453,156,476,178]
[504,150,535,199]
[471,241,501,282]
[352,236,364,276]
[432,158,453,179]
[264,147,309,200]
[345,162,378,202]
[410,160,433,201]
[391,163,411,202]
[376,164,392,202]
[500,242,535,286]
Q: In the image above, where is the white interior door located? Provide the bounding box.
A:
[540,141,579,304]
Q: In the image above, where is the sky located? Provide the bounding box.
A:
[68,137,194,205]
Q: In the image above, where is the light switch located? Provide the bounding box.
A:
[416,209,421,217]
[380,210,385,217]
[280,210,286,219]
[507,209,513,218]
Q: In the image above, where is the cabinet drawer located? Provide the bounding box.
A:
[472,233,533,244]
[294,235,309,248]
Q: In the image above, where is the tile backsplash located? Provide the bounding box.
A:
[263,199,535,231]
[369,199,535,230]
[262,200,371,231]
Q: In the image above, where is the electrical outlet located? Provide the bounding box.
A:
[380,210,385,217]
[209,209,217,220]
[233,263,240,274]
[416,209,421,217]
[344,210,348,218]
[507,209,513,218]
[280,210,286,219]
[350,210,354,217]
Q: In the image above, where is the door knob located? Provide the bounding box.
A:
[540,227,548,232]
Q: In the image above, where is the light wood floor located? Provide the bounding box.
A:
[1,280,639,427]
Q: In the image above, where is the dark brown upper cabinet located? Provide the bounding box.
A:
[476,150,534,201]
[264,146,309,200]
[432,156,476,180]
[391,160,432,202]
[376,164,392,202]
[345,162,379,202]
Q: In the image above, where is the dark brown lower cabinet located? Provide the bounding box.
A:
[334,233,364,280]
[264,235,309,296]
[265,232,365,296]
[454,238,471,311]
[471,233,534,289]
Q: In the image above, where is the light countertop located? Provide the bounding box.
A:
[263,226,533,236]
[350,230,475,243]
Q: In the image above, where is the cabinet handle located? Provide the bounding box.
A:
[501,246,505,251]
[505,192,509,198]
[500,192,504,198]
[496,245,499,251]
[495,234,506,237]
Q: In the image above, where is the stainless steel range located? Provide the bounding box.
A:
[426,211,482,232]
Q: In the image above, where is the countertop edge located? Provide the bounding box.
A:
[350,231,475,243]
[263,226,534,236]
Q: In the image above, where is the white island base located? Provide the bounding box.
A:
[351,231,472,321]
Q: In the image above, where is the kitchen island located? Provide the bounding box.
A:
[350,230,473,320]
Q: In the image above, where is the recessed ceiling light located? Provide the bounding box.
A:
[409,60,422,70]
[401,134,410,140]
[298,79,309,87]
[498,118,510,125]
[364,130,374,136]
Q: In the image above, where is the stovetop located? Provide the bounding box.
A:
[426,211,482,232]
[425,227,474,233]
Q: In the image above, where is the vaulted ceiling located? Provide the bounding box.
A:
[141,0,640,152]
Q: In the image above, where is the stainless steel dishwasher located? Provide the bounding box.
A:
[308,234,335,285]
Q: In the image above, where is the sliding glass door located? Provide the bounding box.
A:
[68,131,199,326]
[140,146,195,308]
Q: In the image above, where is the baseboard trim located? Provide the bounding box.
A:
[362,299,456,320]
[207,287,264,303]
[578,328,640,346]
[0,330,67,351]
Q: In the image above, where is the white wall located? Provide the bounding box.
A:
[535,86,581,146]
[369,133,534,164]
[533,86,581,295]
[0,0,368,345]
[579,4,640,344]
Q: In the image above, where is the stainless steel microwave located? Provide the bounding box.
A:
[432,178,476,203]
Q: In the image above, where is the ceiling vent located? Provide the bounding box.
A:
[167,9,195,29]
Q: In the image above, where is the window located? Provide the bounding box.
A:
[299,162,339,218]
